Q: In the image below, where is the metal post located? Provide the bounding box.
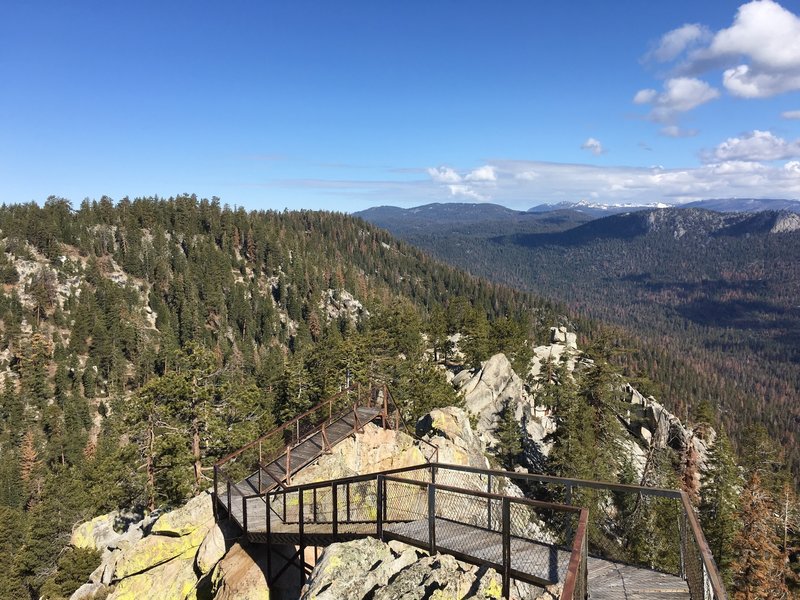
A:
[376,475,384,540]
[213,466,219,520]
[487,474,493,530]
[332,483,338,536]
[298,490,305,589]
[428,483,436,554]
[227,480,232,522]
[679,509,687,580]
[286,445,292,485]
[502,498,511,599]
[313,487,318,523]
[565,484,573,542]
[266,492,272,580]
[346,482,351,522]
[242,496,248,531]
[283,490,287,523]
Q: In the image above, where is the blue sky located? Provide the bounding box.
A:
[2,1,800,212]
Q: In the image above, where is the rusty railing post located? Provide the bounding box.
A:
[332,483,338,536]
[487,473,493,530]
[266,492,272,580]
[226,480,232,522]
[242,496,248,532]
[428,482,436,554]
[298,488,305,589]
[679,507,687,580]
[346,482,351,522]
[213,466,219,520]
[565,483,574,542]
[285,445,292,485]
[377,475,385,540]
[502,498,511,599]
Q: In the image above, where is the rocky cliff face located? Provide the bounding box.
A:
[451,327,713,483]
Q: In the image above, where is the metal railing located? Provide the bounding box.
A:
[248,463,724,600]
[253,463,587,599]
[212,384,396,510]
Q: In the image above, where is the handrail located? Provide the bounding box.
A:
[215,385,359,468]
[384,385,440,463]
[680,491,727,600]
[560,508,588,600]
[382,473,583,513]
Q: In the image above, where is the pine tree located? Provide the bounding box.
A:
[495,400,522,469]
[700,428,741,587]
[731,472,789,598]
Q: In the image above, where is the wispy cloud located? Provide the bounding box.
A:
[270,154,800,210]
[644,23,712,63]
[580,138,605,156]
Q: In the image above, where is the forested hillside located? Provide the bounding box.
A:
[0,195,556,598]
[359,206,800,477]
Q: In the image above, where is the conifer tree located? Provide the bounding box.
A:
[700,428,741,587]
[731,472,789,598]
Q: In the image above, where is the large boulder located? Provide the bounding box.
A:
[196,523,227,575]
[151,492,214,537]
[107,553,198,600]
[209,542,270,600]
[416,406,488,469]
[301,538,508,600]
[70,510,142,553]
[301,537,418,600]
[291,423,428,486]
[112,525,209,579]
[69,582,108,600]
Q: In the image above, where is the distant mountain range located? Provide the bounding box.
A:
[355,198,800,237]
[356,198,800,229]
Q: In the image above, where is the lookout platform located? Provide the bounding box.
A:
[213,386,723,599]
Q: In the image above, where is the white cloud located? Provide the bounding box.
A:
[681,0,800,98]
[465,165,497,182]
[661,125,699,138]
[782,110,800,119]
[635,77,720,122]
[515,170,539,180]
[722,64,800,98]
[447,184,487,201]
[646,23,712,63]
[633,89,657,104]
[581,137,605,156]
[710,130,800,161]
[426,166,461,183]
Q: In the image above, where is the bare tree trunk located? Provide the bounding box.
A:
[193,416,202,493]
[147,420,156,511]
